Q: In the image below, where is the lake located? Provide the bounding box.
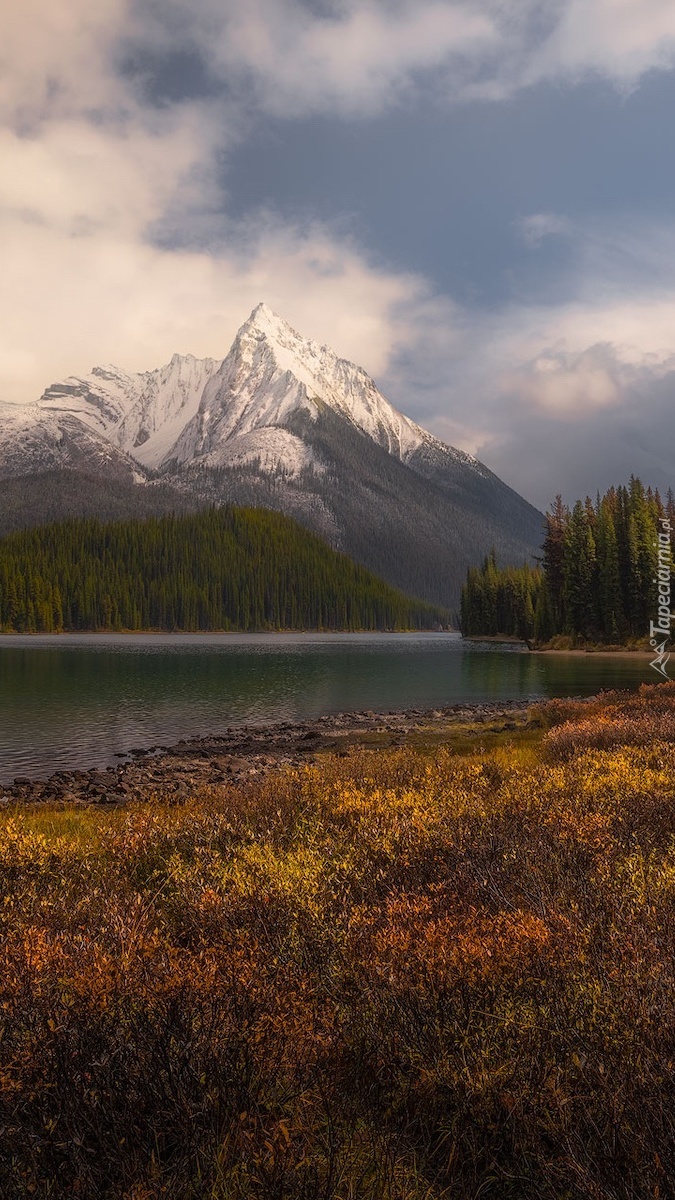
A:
[0,632,656,783]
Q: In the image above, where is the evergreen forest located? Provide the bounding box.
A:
[460,479,675,644]
[0,506,447,633]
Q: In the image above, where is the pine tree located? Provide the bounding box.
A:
[541,496,568,631]
[0,507,447,633]
[533,582,554,643]
[626,478,656,636]
[460,476,672,646]
[595,498,623,641]
[563,501,597,640]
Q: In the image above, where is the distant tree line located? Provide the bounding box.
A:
[0,507,447,633]
[461,479,675,644]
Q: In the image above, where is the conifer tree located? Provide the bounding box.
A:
[563,501,597,640]
[595,497,623,641]
[541,496,567,630]
[0,508,446,633]
[461,475,671,645]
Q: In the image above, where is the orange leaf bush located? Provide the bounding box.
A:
[1,685,675,1197]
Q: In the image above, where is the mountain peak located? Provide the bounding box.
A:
[240,302,297,343]
[250,301,275,319]
[0,303,544,608]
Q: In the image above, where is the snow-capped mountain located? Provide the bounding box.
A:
[3,304,478,481]
[169,303,435,472]
[0,304,544,606]
[0,394,139,481]
[13,353,220,475]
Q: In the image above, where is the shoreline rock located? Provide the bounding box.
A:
[0,699,540,808]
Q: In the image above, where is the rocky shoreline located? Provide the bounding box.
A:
[1,699,535,807]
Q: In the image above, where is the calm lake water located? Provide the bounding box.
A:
[0,633,656,783]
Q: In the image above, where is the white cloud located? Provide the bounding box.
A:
[519,212,573,247]
[526,0,675,89]
[0,0,434,404]
[505,345,621,414]
[205,0,497,117]
[164,0,675,116]
[0,115,210,237]
[377,212,675,506]
[0,0,128,126]
[4,0,675,518]
[0,203,428,403]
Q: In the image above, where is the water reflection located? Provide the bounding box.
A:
[0,634,653,782]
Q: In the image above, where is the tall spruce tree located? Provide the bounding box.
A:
[563,500,597,640]
[461,475,672,646]
[541,495,568,631]
[595,496,623,641]
[626,477,656,637]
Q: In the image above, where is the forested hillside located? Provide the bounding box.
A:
[0,470,199,537]
[461,479,675,644]
[0,507,447,633]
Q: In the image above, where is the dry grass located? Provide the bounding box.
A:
[2,684,675,1198]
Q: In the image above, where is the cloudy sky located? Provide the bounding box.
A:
[3,0,675,509]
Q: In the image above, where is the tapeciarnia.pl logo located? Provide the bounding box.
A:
[650,518,673,680]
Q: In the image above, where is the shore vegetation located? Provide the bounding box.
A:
[2,682,675,1197]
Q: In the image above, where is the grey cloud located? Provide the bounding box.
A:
[124,1,675,119]
[5,0,675,517]
[383,324,675,510]
[475,375,675,510]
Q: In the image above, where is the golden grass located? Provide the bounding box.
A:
[2,683,675,1198]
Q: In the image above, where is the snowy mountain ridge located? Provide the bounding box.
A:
[34,352,221,472]
[1,303,479,482]
[0,303,544,609]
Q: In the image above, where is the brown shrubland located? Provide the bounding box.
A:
[2,684,675,1197]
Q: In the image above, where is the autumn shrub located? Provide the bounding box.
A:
[2,686,675,1197]
[542,681,675,759]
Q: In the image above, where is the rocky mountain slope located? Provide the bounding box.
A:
[0,304,544,608]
